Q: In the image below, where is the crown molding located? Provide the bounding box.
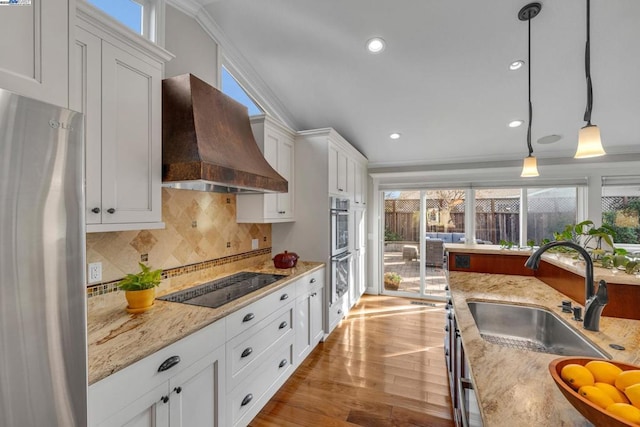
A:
[166,0,202,17]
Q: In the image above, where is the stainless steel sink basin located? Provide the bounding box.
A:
[467,301,609,358]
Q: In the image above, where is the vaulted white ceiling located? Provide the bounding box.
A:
[196,0,640,168]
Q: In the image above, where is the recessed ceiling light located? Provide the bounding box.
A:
[537,134,562,144]
[389,132,401,140]
[509,120,524,128]
[366,37,386,54]
[510,60,525,70]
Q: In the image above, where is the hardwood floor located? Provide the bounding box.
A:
[249,295,455,427]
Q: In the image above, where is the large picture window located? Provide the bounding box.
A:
[602,177,640,245]
[527,187,577,244]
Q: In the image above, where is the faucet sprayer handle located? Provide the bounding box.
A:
[596,280,609,305]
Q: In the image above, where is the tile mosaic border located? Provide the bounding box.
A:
[87,247,272,298]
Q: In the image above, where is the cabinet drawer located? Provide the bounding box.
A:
[227,304,293,390]
[226,281,296,339]
[295,268,325,297]
[89,318,225,426]
[328,295,346,334]
[228,341,294,427]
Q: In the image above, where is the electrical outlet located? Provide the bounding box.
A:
[88,262,102,283]
[251,239,259,250]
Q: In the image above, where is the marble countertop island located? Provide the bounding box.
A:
[449,271,640,426]
[87,260,324,385]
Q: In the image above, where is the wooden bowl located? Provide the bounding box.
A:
[549,357,640,427]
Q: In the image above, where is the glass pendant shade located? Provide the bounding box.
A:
[575,124,606,158]
[521,155,539,177]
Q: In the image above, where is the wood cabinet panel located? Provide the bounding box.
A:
[536,261,640,320]
[447,252,534,276]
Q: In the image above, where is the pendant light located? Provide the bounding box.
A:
[519,3,541,178]
[575,0,606,158]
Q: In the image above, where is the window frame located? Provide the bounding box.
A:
[83,0,165,44]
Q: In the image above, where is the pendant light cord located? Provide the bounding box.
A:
[584,0,593,125]
[527,17,534,157]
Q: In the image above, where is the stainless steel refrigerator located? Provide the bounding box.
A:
[0,88,87,426]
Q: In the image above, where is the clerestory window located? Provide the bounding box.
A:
[221,66,263,116]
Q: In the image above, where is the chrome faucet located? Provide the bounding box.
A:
[524,241,608,331]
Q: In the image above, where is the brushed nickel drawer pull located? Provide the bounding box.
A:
[279,321,288,330]
[280,293,288,301]
[241,347,253,358]
[279,359,287,368]
[242,313,255,322]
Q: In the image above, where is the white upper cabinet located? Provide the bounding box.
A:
[71,3,172,232]
[353,160,367,206]
[0,0,69,107]
[237,114,295,223]
[328,143,349,196]
[328,136,367,201]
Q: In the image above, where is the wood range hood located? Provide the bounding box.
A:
[162,73,288,193]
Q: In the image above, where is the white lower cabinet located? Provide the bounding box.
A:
[100,382,169,427]
[89,319,226,427]
[228,341,294,426]
[294,269,325,363]
[89,267,326,427]
[168,347,226,427]
[327,294,347,335]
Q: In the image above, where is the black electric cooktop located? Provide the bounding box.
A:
[157,271,287,309]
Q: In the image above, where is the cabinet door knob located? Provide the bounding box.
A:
[91,207,100,214]
[158,355,181,372]
[278,359,287,368]
[337,309,343,315]
[173,386,182,394]
[241,347,253,358]
[106,208,116,214]
[160,395,169,404]
[280,293,289,301]
[241,393,253,407]
[278,321,288,330]
[242,313,255,323]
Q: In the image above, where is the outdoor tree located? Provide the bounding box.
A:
[427,190,465,231]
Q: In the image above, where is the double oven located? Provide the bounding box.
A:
[330,196,350,304]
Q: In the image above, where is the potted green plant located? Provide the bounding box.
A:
[118,262,163,313]
[384,272,402,291]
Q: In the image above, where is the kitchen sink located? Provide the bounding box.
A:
[467,301,609,358]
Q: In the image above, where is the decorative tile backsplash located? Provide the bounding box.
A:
[86,188,272,285]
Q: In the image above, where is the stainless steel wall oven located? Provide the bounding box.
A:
[330,197,350,303]
[330,196,349,257]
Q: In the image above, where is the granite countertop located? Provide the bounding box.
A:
[87,260,324,385]
[445,243,640,286]
[448,271,640,427]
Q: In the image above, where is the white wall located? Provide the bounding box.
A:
[164,5,218,86]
